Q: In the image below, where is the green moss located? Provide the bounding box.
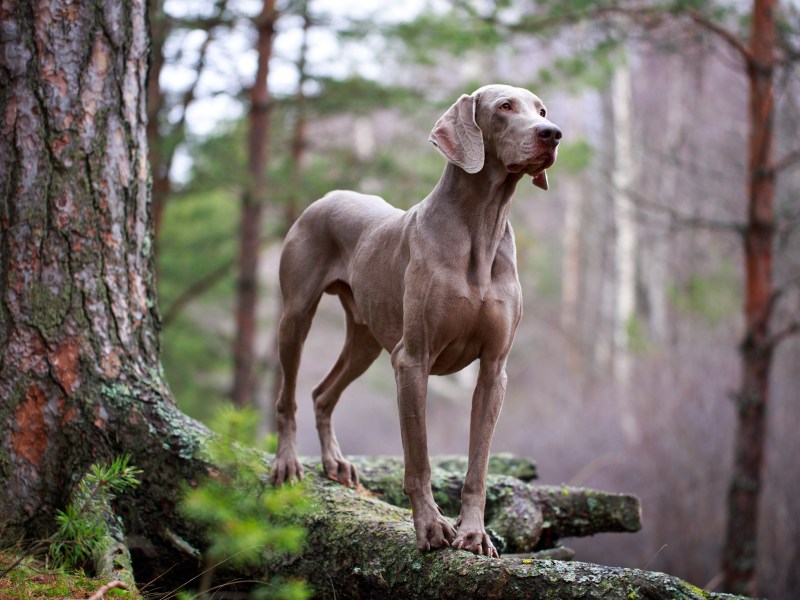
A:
[29,277,72,343]
[0,552,140,599]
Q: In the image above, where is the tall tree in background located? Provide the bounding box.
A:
[446,0,799,593]
[146,0,232,243]
[609,48,639,442]
[264,0,313,425]
[232,0,277,407]
[673,0,798,592]
[719,0,778,593]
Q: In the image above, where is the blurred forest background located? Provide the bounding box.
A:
[148,0,799,598]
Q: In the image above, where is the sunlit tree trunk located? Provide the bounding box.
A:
[232,0,277,407]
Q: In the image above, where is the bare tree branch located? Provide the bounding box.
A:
[766,319,800,350]
[627,188,747,235]
[684,9,754,65]
[774,147,800,172]
[161,259,234,328]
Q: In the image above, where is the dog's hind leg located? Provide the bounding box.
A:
[269,238,331,485]
[312,284,382,486]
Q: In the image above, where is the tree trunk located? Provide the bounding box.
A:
[232,0,277,407]
[263,0,311,432]
[0,0,205,545]
[146,0,169,242]
[610,52,639,442]
[644,53,684,346]
[721,0,776,595]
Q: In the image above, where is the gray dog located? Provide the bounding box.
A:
[270,84,561,557]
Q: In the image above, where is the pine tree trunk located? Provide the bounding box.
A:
[232,0,277,407]
[146,0,169,242]
[721,0,776,594]
[0,0,206,544]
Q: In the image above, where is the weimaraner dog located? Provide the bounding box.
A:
[270,84,561,557]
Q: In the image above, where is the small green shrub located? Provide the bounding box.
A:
[48,455,141,570]
[180,404,309,599]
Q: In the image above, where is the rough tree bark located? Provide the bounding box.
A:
[0,0,207,564]
[0,2,751,598]
[232,0,277,408]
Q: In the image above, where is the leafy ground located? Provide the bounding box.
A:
[0,552,140,600]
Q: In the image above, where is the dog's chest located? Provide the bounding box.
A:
[425,269,521,374]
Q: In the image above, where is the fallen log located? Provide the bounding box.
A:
[332,455,641,553]
[263,473,744,600]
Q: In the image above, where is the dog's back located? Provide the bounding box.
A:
[278,190,404,306]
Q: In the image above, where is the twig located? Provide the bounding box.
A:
[684,9,753,64]
[161,260,235,327]
[774,147,800,172]
[88,579,127,600]
[163,528,202,560]
[627,188,746,234]
[766,319,800,350]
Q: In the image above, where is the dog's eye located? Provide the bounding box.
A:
[499,102,512,111]
[539,108,547,117]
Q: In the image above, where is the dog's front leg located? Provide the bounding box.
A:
[453,358,507,558]
[391,344,457,551]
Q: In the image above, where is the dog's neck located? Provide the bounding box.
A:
[421,161,524,289]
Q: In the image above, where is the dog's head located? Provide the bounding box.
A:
[429,84,561,190]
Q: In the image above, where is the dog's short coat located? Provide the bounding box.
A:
[270,84,561,557]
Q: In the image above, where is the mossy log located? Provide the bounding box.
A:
[264,473,744,600]
[324,455,641,553]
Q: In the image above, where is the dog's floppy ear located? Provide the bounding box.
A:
[429,94,484,174]
[532,171,549,191]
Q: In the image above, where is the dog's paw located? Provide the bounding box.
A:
[269,455,304,486]
[453,529,500,558]
[323,456,359,487]
[414,515,457,552]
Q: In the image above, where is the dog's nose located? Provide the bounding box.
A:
[536,124,562,145]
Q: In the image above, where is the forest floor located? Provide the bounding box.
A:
[0,552,140,600]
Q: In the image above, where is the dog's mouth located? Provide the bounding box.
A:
[508,149,557,175]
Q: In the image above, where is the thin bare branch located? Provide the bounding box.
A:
[684,9,754,65]
[766,319,800,350]
[774,147,800,172]
[627,188,747,235]
[161,259,235,328]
